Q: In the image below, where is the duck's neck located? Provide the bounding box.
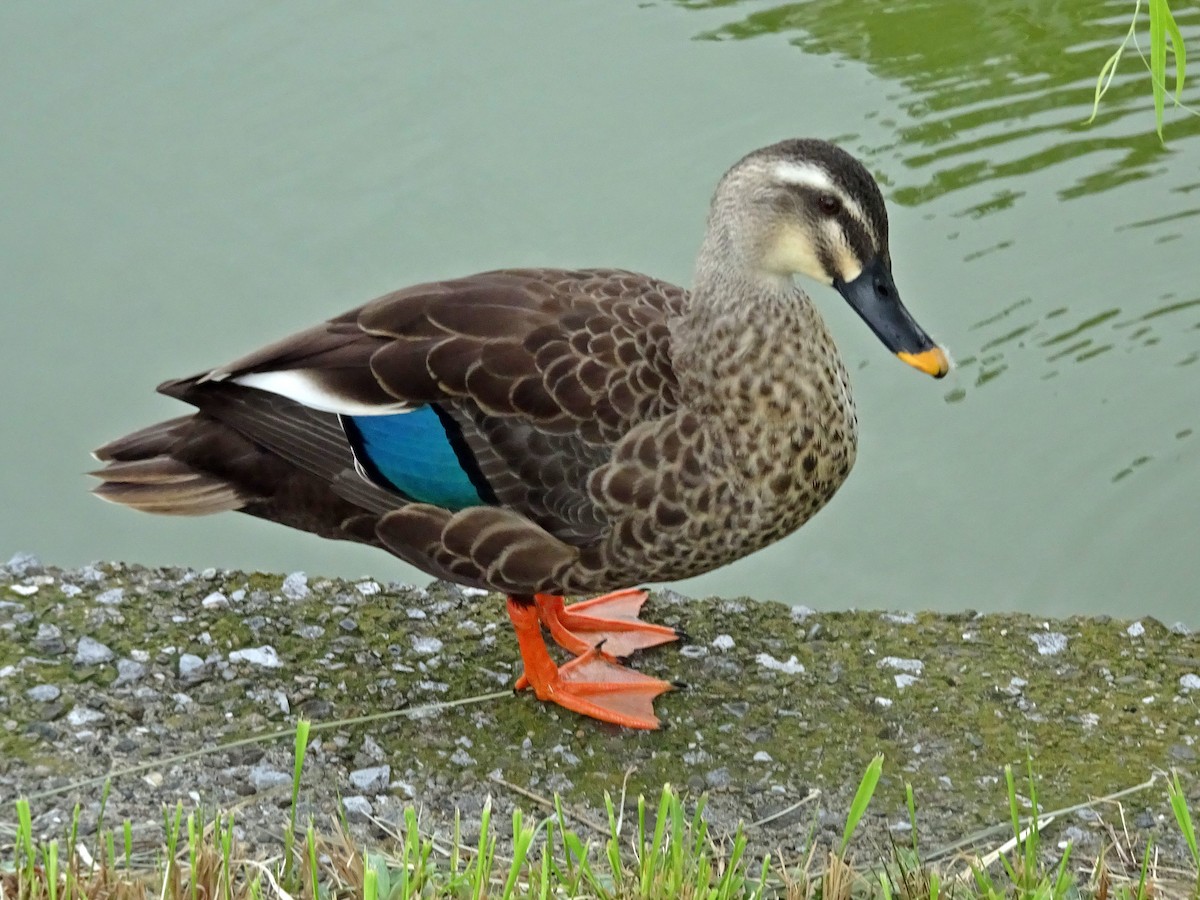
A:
[672,232,852,424]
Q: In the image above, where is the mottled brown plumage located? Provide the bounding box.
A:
[93,265,851,594]
[92,139,949,728]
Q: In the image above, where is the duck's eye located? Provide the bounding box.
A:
[817,193,842,216]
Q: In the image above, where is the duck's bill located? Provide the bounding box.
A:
[834,257,951,379]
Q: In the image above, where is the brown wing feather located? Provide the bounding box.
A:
[377,505,578,595]
[191,269,684,440]
[203,311,398,409]
[362,270,683,431]
[354,269,685,549]
[100,268,687,592]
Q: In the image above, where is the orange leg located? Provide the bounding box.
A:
[507,596,672,730]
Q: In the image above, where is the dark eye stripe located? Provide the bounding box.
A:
[785,184,873,240]
[836,210,875,261]
[816,244,840,280]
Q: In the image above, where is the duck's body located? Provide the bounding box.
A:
[93,139,948,729]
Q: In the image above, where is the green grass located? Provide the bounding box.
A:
[3,735,1198,900]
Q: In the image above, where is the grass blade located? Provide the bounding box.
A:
[282,717,312,886]
[1167,769,1200,897]
[840,754,883,855]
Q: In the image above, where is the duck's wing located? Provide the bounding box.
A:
[359,269,683,438]
[172,268,686,548]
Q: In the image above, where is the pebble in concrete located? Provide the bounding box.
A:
[229,646,282,668]
[412,636,443,656]
[349,765,391,794]
[249,764,292,792]
[281,572,309,600]
[1030,631,1068,656]
[75,636,115,665]
[179,654,207,682]
[342,796,373,822]
[115,658,147,686]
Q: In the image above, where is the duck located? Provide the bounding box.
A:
[91,138,949,730]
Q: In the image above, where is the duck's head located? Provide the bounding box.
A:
[710,139,950,378]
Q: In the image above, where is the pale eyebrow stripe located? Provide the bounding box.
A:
[772,160,837,192]
[771,160,875,244]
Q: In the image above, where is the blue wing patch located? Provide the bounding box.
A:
[342,407,493,510]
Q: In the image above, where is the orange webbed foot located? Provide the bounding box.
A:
[512,589,681,692]
[534,646,672,729]
[535,590,681,658]
[507,596,673,730]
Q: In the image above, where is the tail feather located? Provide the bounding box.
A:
[92,476,246,515]
[93,416,196,462]
[91,456,211,484]
[90,384,395,548]
[91,421,251,516]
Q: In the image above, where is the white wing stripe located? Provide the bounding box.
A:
[232,370,411,416]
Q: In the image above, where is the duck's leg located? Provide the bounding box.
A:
[507,596,671,730]
[534,590,681,659]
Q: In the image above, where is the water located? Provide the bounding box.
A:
[2,1,1198,622]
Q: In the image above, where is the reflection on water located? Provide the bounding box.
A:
[952,293,1200,390]
[675,0,1200,206]
[949,290,1200,482]
[1118,207,1200,231]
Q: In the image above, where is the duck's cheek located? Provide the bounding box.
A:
[760,224,831,283]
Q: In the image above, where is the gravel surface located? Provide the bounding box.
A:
[2,553,1199,869]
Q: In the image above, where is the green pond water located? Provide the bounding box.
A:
[2,1,1198,622]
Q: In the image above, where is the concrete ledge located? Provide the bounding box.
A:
[2,557,1197,862]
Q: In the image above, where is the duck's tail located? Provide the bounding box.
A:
[90,415,253,516]
[90,381,399,549]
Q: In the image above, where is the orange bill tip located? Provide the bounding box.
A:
[897,346,951,379]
